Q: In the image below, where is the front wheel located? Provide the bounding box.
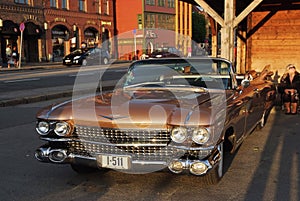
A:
[202,142,224,185]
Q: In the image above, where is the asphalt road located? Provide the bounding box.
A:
[0,63,128,106]
[0,99,299,201]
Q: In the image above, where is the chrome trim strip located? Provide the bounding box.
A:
[40,137,214,151]
[131,160,167,165]
[40,137,168,147]
[69,154,96,161]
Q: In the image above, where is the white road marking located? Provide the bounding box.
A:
[4,78,41,83]
[114,69,127,72]
[69,72,98,77]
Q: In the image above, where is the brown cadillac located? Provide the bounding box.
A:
[35,57,275,184]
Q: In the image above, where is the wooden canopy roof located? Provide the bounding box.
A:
[184,0,300,14]
[180,0,300,72]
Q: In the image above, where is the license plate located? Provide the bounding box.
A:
[65,59,71,62]
[97,155,131,170]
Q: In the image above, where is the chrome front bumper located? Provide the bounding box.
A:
[35,143,222,175]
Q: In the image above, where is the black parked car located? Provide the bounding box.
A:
[85,47,111,65]
[148,47,183,58]
[63,47,111,66]
[62,49,88,66]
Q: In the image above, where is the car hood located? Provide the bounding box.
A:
[64,52,83,59]
[37,89,225,128]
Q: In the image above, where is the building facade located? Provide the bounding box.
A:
[0,0,193,65]
[44,0,114,62]
[0,0,45,65]
[115,0,192,60]
[175,0,192,56]
[0,0,114,65]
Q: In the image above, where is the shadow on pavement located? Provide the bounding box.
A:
[245,109,300,201]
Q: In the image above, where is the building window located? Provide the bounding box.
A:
[146,0,155,5]
[50,0,57,8]
[104,0,109,15]
[15,0,28,4]
[158,0,165,7]
[167,0,174,8]
[79,0,86,12]
[62,0,68,9]
[96,0,101,14]
[157,14,174,30]
[145,13,155,29]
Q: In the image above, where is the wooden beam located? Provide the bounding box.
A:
[221,0,235,61]
[193,0,224,27]
[234,0,264,27]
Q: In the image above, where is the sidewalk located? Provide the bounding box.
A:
[0,61,66,71]
[0,59,131,72]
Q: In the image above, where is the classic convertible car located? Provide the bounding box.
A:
[35,57,275,184]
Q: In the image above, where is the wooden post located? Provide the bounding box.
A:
[193,0,263,72]
[209,17,218,57]
[221,0,235,62]
[236,30,247,74]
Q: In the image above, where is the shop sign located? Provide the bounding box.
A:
[101,21,112,26]
[24,15,38,21]
[52,30,66,36]
[54,17,66,22]
[118,38,143,45]
[84,31,95,38]
[86,20,96,25]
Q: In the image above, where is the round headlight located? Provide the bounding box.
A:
[171,127,187,143]
[36,121,50,135]
[192,127,210,144]
[54,122,71,136]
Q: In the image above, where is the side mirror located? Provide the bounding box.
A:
[241,79,250,88]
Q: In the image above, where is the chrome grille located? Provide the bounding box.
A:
[70,125,211,161]
[75,125,171,144]
[68,140,186,161]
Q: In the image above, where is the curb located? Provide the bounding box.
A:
[0,91,73,107]
[0,60,131,72]
[0,86,115,107]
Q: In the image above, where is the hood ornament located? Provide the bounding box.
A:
[99,114,128,120]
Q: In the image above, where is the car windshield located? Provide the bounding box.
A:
[71,49,84,54]
[123,58,236,90]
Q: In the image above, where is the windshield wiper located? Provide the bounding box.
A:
[124,81,165,89]
[124,82,207,93]
[165,84,208,93]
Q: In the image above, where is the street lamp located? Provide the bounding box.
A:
[44,22,49,61]
[0,18,3,30]
[73,24,76,32]
[43,22,48,30]
[101,25,106,49]
[72,24,78,50]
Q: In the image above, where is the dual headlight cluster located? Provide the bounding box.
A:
[36,121,73,137]
[171,127,210,145]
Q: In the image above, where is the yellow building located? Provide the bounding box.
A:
[175,0,192,56]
